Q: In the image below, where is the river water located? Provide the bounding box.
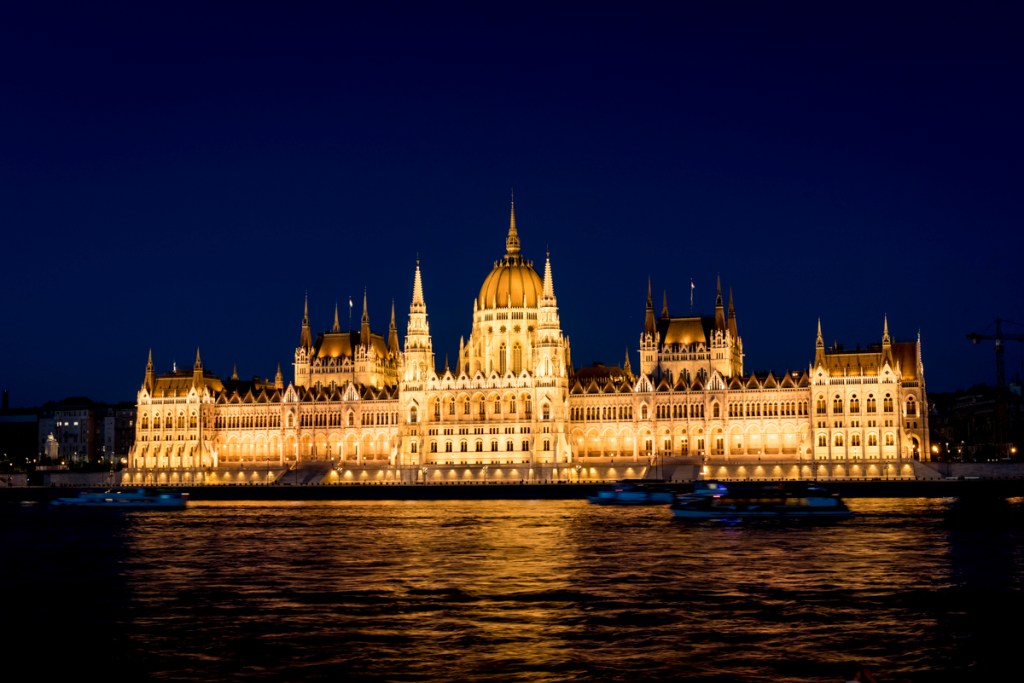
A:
[3,496,1022,682]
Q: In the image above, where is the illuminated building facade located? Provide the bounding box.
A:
[126,204,929,485]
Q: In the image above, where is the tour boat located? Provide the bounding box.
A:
[587,480,676,505]
[670,480,853,519]
[51,487,189,509]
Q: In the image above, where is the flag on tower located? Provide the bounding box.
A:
[348,296,353,310]
[690,278,695,312]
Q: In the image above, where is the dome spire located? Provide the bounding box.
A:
[505,192,521,257]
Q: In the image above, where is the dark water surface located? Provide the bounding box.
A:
[3,497,1023,682]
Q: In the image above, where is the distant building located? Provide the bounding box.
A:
[0,390,39,469]
[126,203,930,485]
[929,383,1022,460]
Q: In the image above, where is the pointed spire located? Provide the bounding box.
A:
[727,288,738,339]
[332,301,340,333]
[542,248,555,298]
[144,349,155,392]
[300,293,313,349]
[644,277,656,335]
[231,363,238,381]
[661,290,669,319]
[624,347,632,376]
[881,314,893,366]
[444,354,450,373]
[412,256,425,307]
[714,274,726,330]
[275,362,283,390]
[360,288,371,346]
[192,347,204,388]
[814,318,826,368]
[388,299,400,354]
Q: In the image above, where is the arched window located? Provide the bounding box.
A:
[816,396,826,415]
[867,395,877,413]
[347,411,354,427]
[868,433,878,447]
[141,415,149,429]
[449,398,456,415]
[464,397,471,415]
[713,403,720,418]
[906,396,917,417]
[818,434,827,447]
[834,434,844,447]
[494,397,501,414]
[850,395,860,413]
[851,434,861,447]
[165,414,173,428]
[475,441,483,452]
[542,404,550,420]
[499,343,507,375]
[883,394,894,413]
[410,406,418,424]
[525,396,532,415]
[189,412,197,428]
[833,395,843,413]
[512,343,522,374]
[434,400,441,418]
[445,441,453,453]
[885,432,895,446]
[491,440,498,452]
[641,405,648,420]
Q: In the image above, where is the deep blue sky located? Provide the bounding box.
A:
[2,3,1022,408]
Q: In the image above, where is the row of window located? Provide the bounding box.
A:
[424,439,551,453]
[814,394,916,416]
[817,433,896,447]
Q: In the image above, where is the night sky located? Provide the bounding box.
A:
[3,3,1022,409]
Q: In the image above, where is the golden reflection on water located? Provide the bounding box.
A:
[104,496,1024,681]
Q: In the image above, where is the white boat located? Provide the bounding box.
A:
[587,480,676,505]
[670,480,852,519]
[51,487,189,509]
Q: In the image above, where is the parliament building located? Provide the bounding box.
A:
[125,203,930,485]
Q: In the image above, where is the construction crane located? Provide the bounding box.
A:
[967,318,1024,456]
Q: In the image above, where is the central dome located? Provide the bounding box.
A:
[477,202,543,310]
[479,259,543,310]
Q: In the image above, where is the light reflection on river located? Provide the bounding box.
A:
[4,497,1023,682]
